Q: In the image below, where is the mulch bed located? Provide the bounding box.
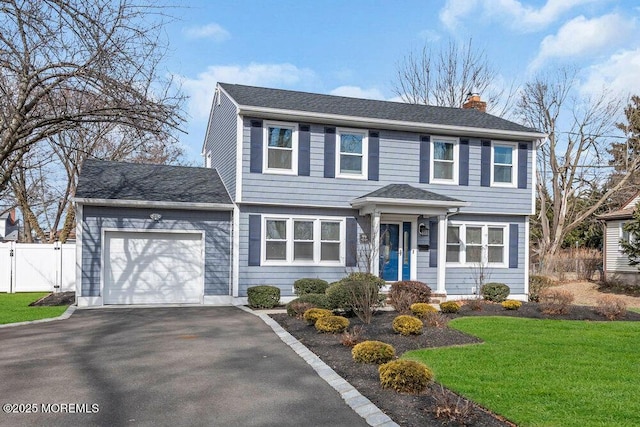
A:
[270,302,640,427]
[29,291,75,307]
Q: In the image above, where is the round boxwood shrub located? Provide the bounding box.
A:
[303,308,333,325]
[315,315,350,333]
[325,281,351,311]
[293,278,329,296]
[342,272,386,289]
[388,281,432,313]
[439,301,460,313]
[352,340,396,364]
[410,302,437,318]
[247,285,280,309]
[392,315,423,336]
[379,359,433,394]
[501,299,522,310]
[482,283,510,302]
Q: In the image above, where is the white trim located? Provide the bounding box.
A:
[436,214,447,293]
[262,120,299,175]
[201,87,219,155]
[524,216,530,296]
[100,228,206,305]
[335,127,368,180]
[73,198,234,211]
[448,294,528,302]
[531,140,538,215]
[261,214,346,267]
[232,206,240,297]
[236,115,243,202]
[445,221,510,268]
[430,136,459,185]
[491,141,518,188]
[75,203,83,300]
[236,105,547,140]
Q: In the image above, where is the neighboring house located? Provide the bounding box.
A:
[0,208,19,241]
[75,83,545,307]
[599,192,640,284]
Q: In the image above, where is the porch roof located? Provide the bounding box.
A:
[350,184,469,215]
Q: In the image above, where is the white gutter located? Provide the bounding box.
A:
[73,198,234,211]
[351,196,470,210]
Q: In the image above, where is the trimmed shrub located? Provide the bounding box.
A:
[286,301,315,318]
[481,283,510,302]
[529,275,555,302]
[342,272,386,289]
[315,315,350,333]
[439,301,460,313]
[501,300,522,310]
[247,285,280,309]
[326,281,351,311]
[410,302,437,318]
[293,278,329,296]
[379,359,433,394]
[595,295,627,320]
[352,340,396,364]
[539,288,574,315]
[392,315,423,336]
[343,278,380,324]
[388,281,432,313]
[302,308,333,325]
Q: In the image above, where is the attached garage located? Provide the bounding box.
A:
[75,160,234,307]
[103,231,204,304]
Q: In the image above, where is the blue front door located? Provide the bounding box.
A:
[402,222,411,281]
[379,224,399,281]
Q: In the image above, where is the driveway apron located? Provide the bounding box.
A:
[0,307,369,427]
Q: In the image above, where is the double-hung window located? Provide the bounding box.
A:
[492,143,517,186]
[264,121,298,174]
[431,137,458,184]
[263,216,345,265]
[446,222,508,267]
[336,128,367,179]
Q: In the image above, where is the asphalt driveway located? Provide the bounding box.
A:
[0,307,369,427]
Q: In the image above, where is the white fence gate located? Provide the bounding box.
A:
[0,242,75,293]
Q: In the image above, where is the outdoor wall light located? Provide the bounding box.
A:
[359,233,369,244]
[150,213,162,222]
[418,223,429,236]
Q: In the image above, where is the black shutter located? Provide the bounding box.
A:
[480,140,491,187]
[248,215,261,266]
[509,224,519,268]
[298,124,311,176]
[429,220,438,267]
[249,120,263,173]
[368,131,379,181]
[324,127,336,178]
[459,139,469,186]
[518,142,528,189]
[346,217,358,267]
[419,135,430,184]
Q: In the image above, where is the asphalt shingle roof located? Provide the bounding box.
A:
[76,159,232,205]
[357,184,463,203]
[220,83,540,134]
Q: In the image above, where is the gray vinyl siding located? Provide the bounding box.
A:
[80,205,232,297]
[237,205,370,297]
[240,120,533,214]
[205,91,237,200]
[416,214,527,295]
[604,220,635,273]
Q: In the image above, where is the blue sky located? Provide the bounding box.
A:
[164,0,640,163]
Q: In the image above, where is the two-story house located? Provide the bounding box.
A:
[74,83,544,306]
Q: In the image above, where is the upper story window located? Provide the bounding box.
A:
[263,215,345,265]
[431,137,458,184]
[446,222,508,267]
[492,143,517,187]
[263,121,298,174]
[337,128,368,179]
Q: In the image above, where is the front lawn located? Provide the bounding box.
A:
[405,317,640,427]
[0,293,69,324]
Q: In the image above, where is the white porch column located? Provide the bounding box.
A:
[436,214,447,294]
[371,211,381,276]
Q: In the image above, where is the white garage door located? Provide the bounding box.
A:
[104,231,203,304]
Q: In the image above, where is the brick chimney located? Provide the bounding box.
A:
[462,92,486,112]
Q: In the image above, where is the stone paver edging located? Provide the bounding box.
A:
[240,306,399,427]
[0,305,76,329]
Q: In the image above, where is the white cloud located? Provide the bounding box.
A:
[329,86,386,100]
[417,29,441,42]
[529,14,636,71]
[183,23,230,42]
[440,0,597,32]
[177,63,317,120]
[580,48,640,98]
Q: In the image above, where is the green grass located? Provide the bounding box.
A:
[0,293,69,324]
[405,317,640,427]
[629,307,640,313]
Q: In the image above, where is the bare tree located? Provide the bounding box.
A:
[392,38,516,116]
[0,0,184,195]
[516,68,631,263]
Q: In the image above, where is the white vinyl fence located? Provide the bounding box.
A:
[0,242,75,293]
